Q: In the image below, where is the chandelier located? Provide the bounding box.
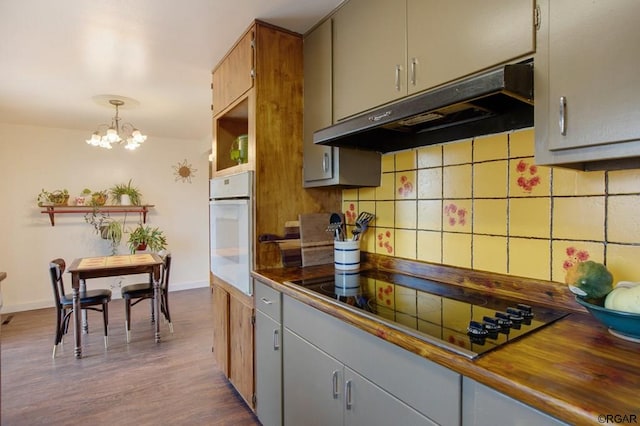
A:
[86,99,147,150]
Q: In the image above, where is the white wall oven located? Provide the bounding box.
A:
[209,171,253,295]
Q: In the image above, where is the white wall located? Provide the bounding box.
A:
[0,123,211,313]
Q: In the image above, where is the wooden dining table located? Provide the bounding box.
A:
[67,253,163,358]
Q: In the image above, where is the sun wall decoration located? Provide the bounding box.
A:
[173,159,197,183]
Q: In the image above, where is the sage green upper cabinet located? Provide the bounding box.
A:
[333,0,535,122]
[303,19,381,188]
[409,0,535,94]
[535,0,640,168]
[333,0,406,121]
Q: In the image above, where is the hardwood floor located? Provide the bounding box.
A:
[0,287,260,425]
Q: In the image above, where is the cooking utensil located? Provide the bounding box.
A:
[327,212,344,241]
[352,211,374,241]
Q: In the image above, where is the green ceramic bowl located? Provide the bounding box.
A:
[576,296,640,342]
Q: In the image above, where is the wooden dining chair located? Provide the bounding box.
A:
[49,258,111,358]
[121,253,173,343]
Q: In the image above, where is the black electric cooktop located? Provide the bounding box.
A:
[287,269,569,359]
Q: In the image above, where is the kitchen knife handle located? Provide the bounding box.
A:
[272,329,280,350]
[395,64,401,91]
[345,380,353,409]
[332,370,340,399]
[559,96,567,136]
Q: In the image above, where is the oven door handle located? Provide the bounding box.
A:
[209,199,250,205]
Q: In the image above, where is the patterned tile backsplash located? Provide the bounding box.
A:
[342,128,640,284]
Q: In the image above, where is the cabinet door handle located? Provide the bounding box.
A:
[345,380,353,410]
[410,58,417,86]
[395,64,402,91]
[332,370,340,399]
[273,329,280,350]
[260,297,273,305]
[559,96,567,136]
[322,152,330,173]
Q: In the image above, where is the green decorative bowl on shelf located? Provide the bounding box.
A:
[575,296,640,343]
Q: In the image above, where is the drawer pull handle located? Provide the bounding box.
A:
[345,380,353,409]
[273,329,280,350]
[332,370,339,399]
[260,297,273,305]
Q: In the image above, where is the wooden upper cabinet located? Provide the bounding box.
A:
[212,29,254,116]
[332,0,535,122]
[408,0,535,94]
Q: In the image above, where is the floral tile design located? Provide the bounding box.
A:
[344,202,357,225]
[562,246,590,271]
[377,229,394,254]
[444,202,468,227]
[514,159,540,193]
[396,172,415,198]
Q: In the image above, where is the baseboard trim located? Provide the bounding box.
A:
[0,280,209,314]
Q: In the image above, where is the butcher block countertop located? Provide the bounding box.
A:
[253,254,639,425]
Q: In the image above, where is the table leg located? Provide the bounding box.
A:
[72,285,82,358]
[153,271,161,343]
[81,279,88,334]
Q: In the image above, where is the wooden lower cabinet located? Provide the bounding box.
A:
[211,280,254,408]
[211,283,229,376]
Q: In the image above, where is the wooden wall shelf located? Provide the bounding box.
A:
[40,205,154,226]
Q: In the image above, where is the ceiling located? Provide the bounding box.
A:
[0,0,344,142]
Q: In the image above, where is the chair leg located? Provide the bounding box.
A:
[125,297,131,343]
[161,291,173,333]
[102,301,109,349]
[53,308,66,358]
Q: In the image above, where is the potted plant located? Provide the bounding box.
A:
[110,179,142,206]
[90,190,108,206]
[127,225,167,253]
[84,210,123,254]
[75,188,92,206]
[101,221,123,255]
[37,189,53,207]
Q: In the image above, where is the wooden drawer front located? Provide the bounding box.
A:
[283,295,461,425]
[254,280,281,322]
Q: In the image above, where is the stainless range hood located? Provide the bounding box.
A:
[314,62,533,153]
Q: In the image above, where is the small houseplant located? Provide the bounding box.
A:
[37,189,53,206]
[110,179,142,205]
[75,188,92,206]
[90,190,108,206]
[84,210,123,255]
[37,188,69,206]
[127,225,167,253]
[101,221,123,255]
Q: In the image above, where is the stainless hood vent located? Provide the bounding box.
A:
[314,62,533,153]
